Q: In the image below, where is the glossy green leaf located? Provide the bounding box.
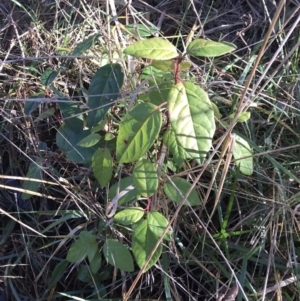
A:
[22,159,43,200]
[108,177,140,205]
[147,212,171,241]
[133,158,158,197]
[41,68,59,86]
[103,239,134,272]
[152,60,191,72]
[163,177,201,206]
[24,93,44,116]
[72,33,101,56]
[78,133,101,147]
[124,24,158,37]
[48,260,69,289]
[116,103,162,163]
[114,207,144,225]
[163,128,191,167]
[187,39,236,57]
[87,63,124,128]
[124,37,178,60]
[92,148,113,188]
[132,219,163,272]
[233,134,253,176]
[168,82,215,163]
[56,125,100,164]
[229,111,251,123]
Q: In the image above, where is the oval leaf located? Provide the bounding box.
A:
[66,239,87,263]
[41,68,59,86]
[78,133,101,147]
[116,103,162,163]
[168,82,215,163]
[87,63,124,128]
[187,39,236,57]
[163,128,191,167]
[108,177,140,205]
[163,177,201,206]
[92,148,113,188]
[124,24,158,37]
[72,33,101,56]
[132,219,163,272]
[229,111,251,123]
[147,212,172,241]
[124,37,178,60]
[114,207,144,225]
[233,134,253,176]
[103,239,134,272]
[48,260,69,289]
[133,158,158,197]
[152,60,191,72]
[24,93,44,116]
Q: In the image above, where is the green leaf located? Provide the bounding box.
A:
[124,24,158,37]
[72,33,101,56]
[168,82,215,163]
[78,133,101,147]
[124,37,178,60]
[24,93,44,116]
[22,160,43,200]
[163,177,201,206]
[52,87,83,134]
[163,128,191,167]
[152,60,191,72]
[41,68,59,86]
[133,158,158,197]
[211,102,222,119]
[147,212,171,241]
[90,251,102,274]
[34,107,55,122]
[132,219,163,272]
[92,148,113,188]
[87,64,124,128]
[116,103,162,163]
[233,134,253,176]
[79,231,98,263]
[187,39,236,57]
[114,207,144,225]
[56,125,100,164]
[108,177,140,205]
[66,239,87,262]
[48,260,69,289]
[104,133,114,141]
[229,111,251,123]
[103,239,134,272]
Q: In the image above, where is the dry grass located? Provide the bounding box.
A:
[0,0,300,300]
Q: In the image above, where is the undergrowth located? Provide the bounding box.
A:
[0,0,300,301]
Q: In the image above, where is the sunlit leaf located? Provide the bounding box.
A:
[133,158,158,196]
[124,24,158,37]
[116,103,162,163]
[168,82,215,163]
[78,133,101,147]
[233,134,253,176]
[147,212,171,241]
[114,207,144,225]
[132,219,163,272]
[229,111,251,123]
[124,37,178,60]
[187,39,236,57]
